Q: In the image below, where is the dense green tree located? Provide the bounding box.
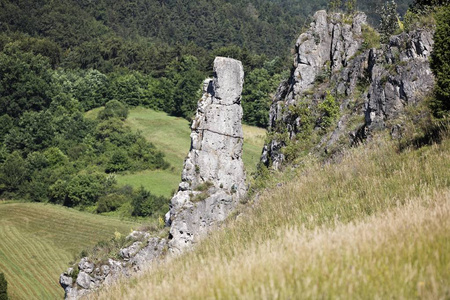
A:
[50,172,111,207]
[96,193,127,213]
[0,45,54,118]
[98,100,128,120]
[110,73,143,106]
[131,186,169,217]
[0,272,7,300]
[242,67,282,128]
[0,152,28,192]
[0,115,13,142]
[430,4,450,117]
[4,110,56,154]
[105,149,131,173]
[166,55,204,119]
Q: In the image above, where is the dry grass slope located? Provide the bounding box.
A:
[0,203,140,299]
[92,135,450,299]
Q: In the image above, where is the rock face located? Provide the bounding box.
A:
[60,233,167,299]
[60,57,247,298]
[167,57,247,254]
[262,10,435,169]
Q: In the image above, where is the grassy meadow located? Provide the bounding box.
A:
[91,134,450,299]
[0,202,140,299]
[105,107,265,197]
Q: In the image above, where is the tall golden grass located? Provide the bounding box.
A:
[92,135,450,299]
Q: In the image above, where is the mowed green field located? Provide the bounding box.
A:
[0,202,140,299]
[116,107,266,197]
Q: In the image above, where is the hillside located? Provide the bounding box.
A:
[0,0,413,69]
[0,202,140,299]
[92,133,450,299]
[84,4,449,299]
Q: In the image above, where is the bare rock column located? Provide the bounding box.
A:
[167,57,247,254]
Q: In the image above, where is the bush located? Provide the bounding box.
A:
[96,194,127,213]
[131,187,169,217]
[379,0,401,43]
[105,149,131,173]
[50,172,110,207]
[318,92,340,129]
[0,272,8,300]
[98,100,128,120]
[0,151,28,192]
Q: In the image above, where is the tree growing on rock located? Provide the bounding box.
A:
[379,0,400,43]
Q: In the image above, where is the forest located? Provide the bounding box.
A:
[0,0,421,217]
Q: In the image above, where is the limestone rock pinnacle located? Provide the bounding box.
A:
[167,57,247,254]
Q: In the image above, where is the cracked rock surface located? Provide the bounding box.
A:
[167,57,247,254]
[261,10,435,169]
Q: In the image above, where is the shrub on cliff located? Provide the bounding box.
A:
[379,0,401,43]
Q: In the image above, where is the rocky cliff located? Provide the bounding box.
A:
[261,10,435,169]
[60,57,247,298]
[167,57,247,254]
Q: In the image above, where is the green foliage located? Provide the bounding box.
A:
[96,193,128,213]
[0,272,8,300]
[0,45,54,118]
[242,66,282,128]
[318,92,340,129]
[430,4,450,117]
[131,187,169,217]
[105,149,131,173]
[329,0,343,12]
[345,0,358,14]
[4,110,55,154]
[361,24,381,50]
[0,115,13,142]
[410,0,450,11]
[71,69,110,111]
[378,0,401,43]
[0,152,28,192]
[98,100,128,120]
[49,172,112,207]
[403,8,436,31]
[165,56,204,120]
[195,181,214,192]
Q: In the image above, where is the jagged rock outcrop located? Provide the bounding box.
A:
[60,233,167,299]
[60,57,247,298]
[262,10,435,169]
[167,57,247,254]
[365,30,434,130]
